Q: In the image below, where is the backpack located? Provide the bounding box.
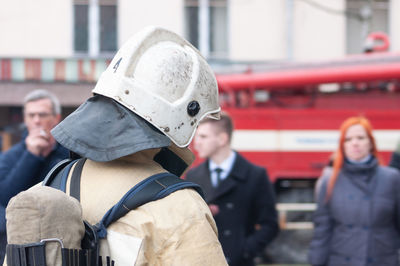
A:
[6,157,203,266]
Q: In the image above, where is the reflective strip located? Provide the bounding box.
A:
[231,129,400,152]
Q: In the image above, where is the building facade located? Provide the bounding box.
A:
[0,0,399,148]
[0,0,398,60]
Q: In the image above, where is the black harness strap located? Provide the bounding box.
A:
[97,172,204,235]
[69,158,87,202]
[9,157,205,266]
[42,159,73,188]
[61,248,91,266]
[7,240,93,266]
[7,242,46,266]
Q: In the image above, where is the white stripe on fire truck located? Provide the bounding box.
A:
[231,130,400,152]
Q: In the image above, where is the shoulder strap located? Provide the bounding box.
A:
[43,158,86,197]
[43,159,204,239]
[69,158,87,201]
[96,172,204,238]
[42,158,74,188]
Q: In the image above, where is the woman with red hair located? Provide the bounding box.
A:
[309,116,400,266]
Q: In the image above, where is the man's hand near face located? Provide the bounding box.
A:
[25,128,54,157]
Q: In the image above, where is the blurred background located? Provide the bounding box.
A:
[1,0,400,265]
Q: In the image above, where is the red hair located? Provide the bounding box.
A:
[326,116,382,200]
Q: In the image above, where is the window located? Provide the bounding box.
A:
[185,0,228,59]
[74,0,117,56]
[74,4,89,53]
[185,4,199,48]
[209,1,227,55]
[100,4,117,52]
[346,0,388,54]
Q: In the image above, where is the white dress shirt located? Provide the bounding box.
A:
[209,151,237,187]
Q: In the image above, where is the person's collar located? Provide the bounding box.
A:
[346,154,372,164]
[209,150,236,174]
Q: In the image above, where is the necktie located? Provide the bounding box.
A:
[214,168,223,187]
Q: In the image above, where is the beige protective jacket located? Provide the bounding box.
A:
[65,149,227,266]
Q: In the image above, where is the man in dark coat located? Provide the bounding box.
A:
[0,89,69,264]
[186,112,279,266]
[389,140,400,170]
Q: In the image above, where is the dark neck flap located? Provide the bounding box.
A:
[154,147,188,177]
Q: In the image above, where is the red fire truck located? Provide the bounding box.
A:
[192,47,400,201]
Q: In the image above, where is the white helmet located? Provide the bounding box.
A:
[93,26,220,147]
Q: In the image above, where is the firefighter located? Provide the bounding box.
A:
[15,26,226,265]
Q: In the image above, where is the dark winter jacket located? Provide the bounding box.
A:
[0,140,69,206]
[389,151,400,171]
[0,205,5,265]
[186,152,279,266]
[309,157,400,266]
[0,139,68,264]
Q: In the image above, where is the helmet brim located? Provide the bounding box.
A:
[51,95,171,162]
